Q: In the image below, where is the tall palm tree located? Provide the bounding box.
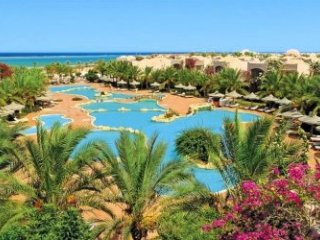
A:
[159,67,177,91]
[94,132,207,240]
[0,120,25,168]
[281,72,306,99]
[127,65,142,89]
[260,70,283,97]
[141,66,153,89]
[302,75,320,115]
[216,68,245,93]
[211,113,305,188]
[309,61,320,76]
[0,122,102,216]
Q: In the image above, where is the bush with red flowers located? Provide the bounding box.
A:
[203,163,320,239]
[0,63,13,79]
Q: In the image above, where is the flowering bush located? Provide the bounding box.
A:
[0,63,13,79]
[203,163,320,239]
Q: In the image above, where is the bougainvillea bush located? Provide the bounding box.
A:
[0,63,13,79]
[203,163,320,240]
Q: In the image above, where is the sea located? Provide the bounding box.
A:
[0,52,152,67]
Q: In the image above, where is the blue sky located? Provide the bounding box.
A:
[1,0,319,52]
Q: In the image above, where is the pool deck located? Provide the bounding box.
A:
[26,91,93,128]
[24,81,318,168]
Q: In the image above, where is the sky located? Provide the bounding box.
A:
[1,0,320,52]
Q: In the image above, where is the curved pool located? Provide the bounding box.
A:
[32,85,259,192]
[22,114,72,135]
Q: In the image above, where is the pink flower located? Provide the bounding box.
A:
[242,181,260,197]
[201,224,212,232]
[271,166,280,175]
[308,185,320,200]
[271,178,289,193]
[284,191,302,206]
[211,219,226,228]
[287,163,309,184]
[233,204,242,212]
[315,164,320,180]
[224,212,235,221]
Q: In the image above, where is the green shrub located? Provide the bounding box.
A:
[175,128,220,163]
[158,206,219,240]
[0,205,94,240]
[164,109,178,118]
[84,70,99,82]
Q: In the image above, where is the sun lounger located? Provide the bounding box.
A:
[310,137,320,142]
[229,103,239,108]
[314,145,320,150]
[311,142,320,146]
[286,130,299,136]
[178,92,186,97]
[250,105,259,110]
[258,107,267,112]
[244,106,250,110]
[265,108,276,113]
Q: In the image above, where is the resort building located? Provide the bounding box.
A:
[122,49,314,75]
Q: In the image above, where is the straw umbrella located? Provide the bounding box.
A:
[150,82,160,88]
[298,115,320,134]
[261,94,279,102]
[281,110,304,119]
[4,102,25,112]
[244,92,260,101]
[183,84,196,91]
[277,97,292,105]
[208,91,225,98]
[117,80,127,86]
[130,80,140,86]
[183,84,196,95]
[226,90,243,99]
[175,83,186,89]
[0,109,12,118]
[298,115,320,126]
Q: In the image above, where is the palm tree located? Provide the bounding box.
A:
[301,75,320,115]
[0,120,25,169]
[94,132,207,240]
[216,68,246,93]
[126,65,142,89]
[309,61,320,76]
[94,60,107,76]
[160,67,177,91]
[260,70,283,97]
[281,72,306,99]
[141,66,153,89]
[211,113,305,188]
[0,122,102,218]
[0,67,47,107]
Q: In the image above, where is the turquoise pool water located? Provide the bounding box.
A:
[29,85,259,192]
[49,85,137,100]
[22,114,72,135]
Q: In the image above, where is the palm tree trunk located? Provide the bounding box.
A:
[130,222,146,240]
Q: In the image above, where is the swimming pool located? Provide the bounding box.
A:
[22,114,72,135]
[49,85,137,100]
[30,85,259,192]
